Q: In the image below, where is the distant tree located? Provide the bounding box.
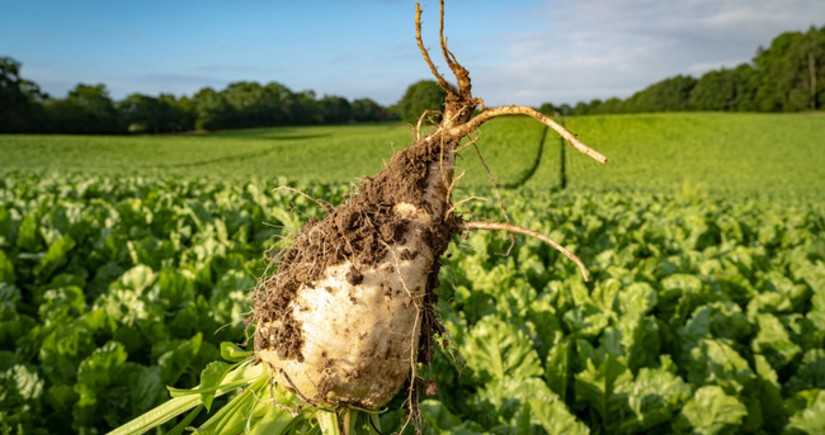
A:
[587,99,603,113]
[798,26,825,110]
[538,102,558,116]
[160,94,196,131]
[754,31,800,111]
[319,95,352,124]
[754,26,825,111]
[263,81,294,125]
[593,97,623,114]
[689,65,758,111]
[624,75,697,112]
[192,87,234,130]
[45,83,120,134]
[119,93,193,133]
[557,103,573,116]
[222,81,274,128]
[287,90,321,125]
[0,56,47,132]
[118,93,162,133]
[572,101,590,115]
[728,64,759,111]
[395,80,447,124]
[352,98,389,122]
[539,102,580,116]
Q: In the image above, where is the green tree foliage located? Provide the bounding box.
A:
[624,75,697,112]
[221,82,269,127]
[538,102,574,116]
[689,65,758,111]
[0,56,46,132]
[0,56,394,134]
[192,87,234,131]
[287,90,322,125]
[352,98,391,122]
[164,94,197,132]
[189,84,393,130]
[318,95,353,124]
[573,101,591,115]
[118,93,194,133]
[394,79,447,124]
[755,26,825,111]
[222,81,290,128]
[596,97,624,114]
[44,84,120,134]
[262,82,296,125]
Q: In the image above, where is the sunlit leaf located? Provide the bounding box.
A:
[674,385,747,434]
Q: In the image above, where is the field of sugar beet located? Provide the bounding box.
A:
[1,112,823,433]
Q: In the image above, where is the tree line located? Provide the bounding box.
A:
[0,60,402,134]
[2,25,822,134]
[541,25,824,116]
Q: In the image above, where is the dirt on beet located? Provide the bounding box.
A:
[250,138,460,363]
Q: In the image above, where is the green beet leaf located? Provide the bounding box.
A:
[745,354,786,433]
[72,341,129,430]
[38,312,105,385]
[574,354,633,428]
[152,333,203,387]
[0,251,13,283]
[472,377,588,434]
[684,338,754,395]
[751,313,802,370]
[0,207,13,248]
[0,364,45,433]
[197,361,233,411]
[544,333,572,401]
[785,349,825,396]
[419,400,486,434]
[786,389,825,434]
[674,385,747,434]
[209,269,255,333]
[15,214,40,252]
[220,341,253,363]
[461,316,542,384]
[617,358,692,431]
[33,234,76,282]
[0,285,30,351]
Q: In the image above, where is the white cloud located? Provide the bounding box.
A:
[472,0,825,106]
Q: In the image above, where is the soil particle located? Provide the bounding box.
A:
[317,379,335,399]
[424,380,438,395]
[399,249,418,261]
[346,268,363,285]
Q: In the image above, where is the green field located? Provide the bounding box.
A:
[3,112,823,198]
[1,112,824,434]
[0,118,549,189]
[554,112,825,197]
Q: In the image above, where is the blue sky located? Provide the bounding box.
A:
[2,0,823,106]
